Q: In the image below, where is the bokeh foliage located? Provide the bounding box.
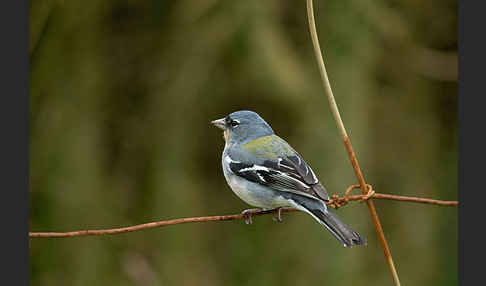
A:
[29,0,457,285]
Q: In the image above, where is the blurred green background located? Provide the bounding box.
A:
[29,0,457,285]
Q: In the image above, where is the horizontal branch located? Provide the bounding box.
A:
[370,193,458,206]
[29,192,458,238]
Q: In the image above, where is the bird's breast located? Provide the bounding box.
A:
[223,130,230,147]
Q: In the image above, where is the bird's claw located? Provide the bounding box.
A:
[272,207,283,222]
[241,208,262,225]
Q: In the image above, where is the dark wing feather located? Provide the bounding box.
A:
[279,154,330,201]
[255,155,329,201]
[228,156,329,201]
[228,161,311,194]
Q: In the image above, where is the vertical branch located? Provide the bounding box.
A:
[305,1,401,285]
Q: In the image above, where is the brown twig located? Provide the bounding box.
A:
[305,1,402,285]
[29,192,457,238]
[343,184,458,206]
[372,193,458,206]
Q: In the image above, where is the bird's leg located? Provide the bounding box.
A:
[272,207,283,222]
[241,208,263,225]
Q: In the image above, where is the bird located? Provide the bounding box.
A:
[211,110,366,247]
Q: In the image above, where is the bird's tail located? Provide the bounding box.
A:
[291,195,366,247]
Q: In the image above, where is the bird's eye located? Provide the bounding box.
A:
[230,120,240,127]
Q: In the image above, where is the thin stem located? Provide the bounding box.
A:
[29,192,457,238]
[305,1,401,285]
[371,193,458,206]
[305,0,347,139]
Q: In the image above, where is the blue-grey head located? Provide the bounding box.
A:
[211,110,274,145]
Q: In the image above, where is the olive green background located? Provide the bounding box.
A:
[29,0,457,285]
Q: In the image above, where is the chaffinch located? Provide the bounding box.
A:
[212,110,365,247]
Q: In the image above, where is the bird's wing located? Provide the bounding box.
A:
[226,141,330,201]
[237,135,330,201]
[273,154,330,201]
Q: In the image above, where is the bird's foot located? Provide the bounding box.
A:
[241,208,263,225]
[272,207,283,223]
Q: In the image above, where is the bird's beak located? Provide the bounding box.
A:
[211,118,226,130]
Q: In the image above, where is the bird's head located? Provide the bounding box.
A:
[211,110,274,145]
